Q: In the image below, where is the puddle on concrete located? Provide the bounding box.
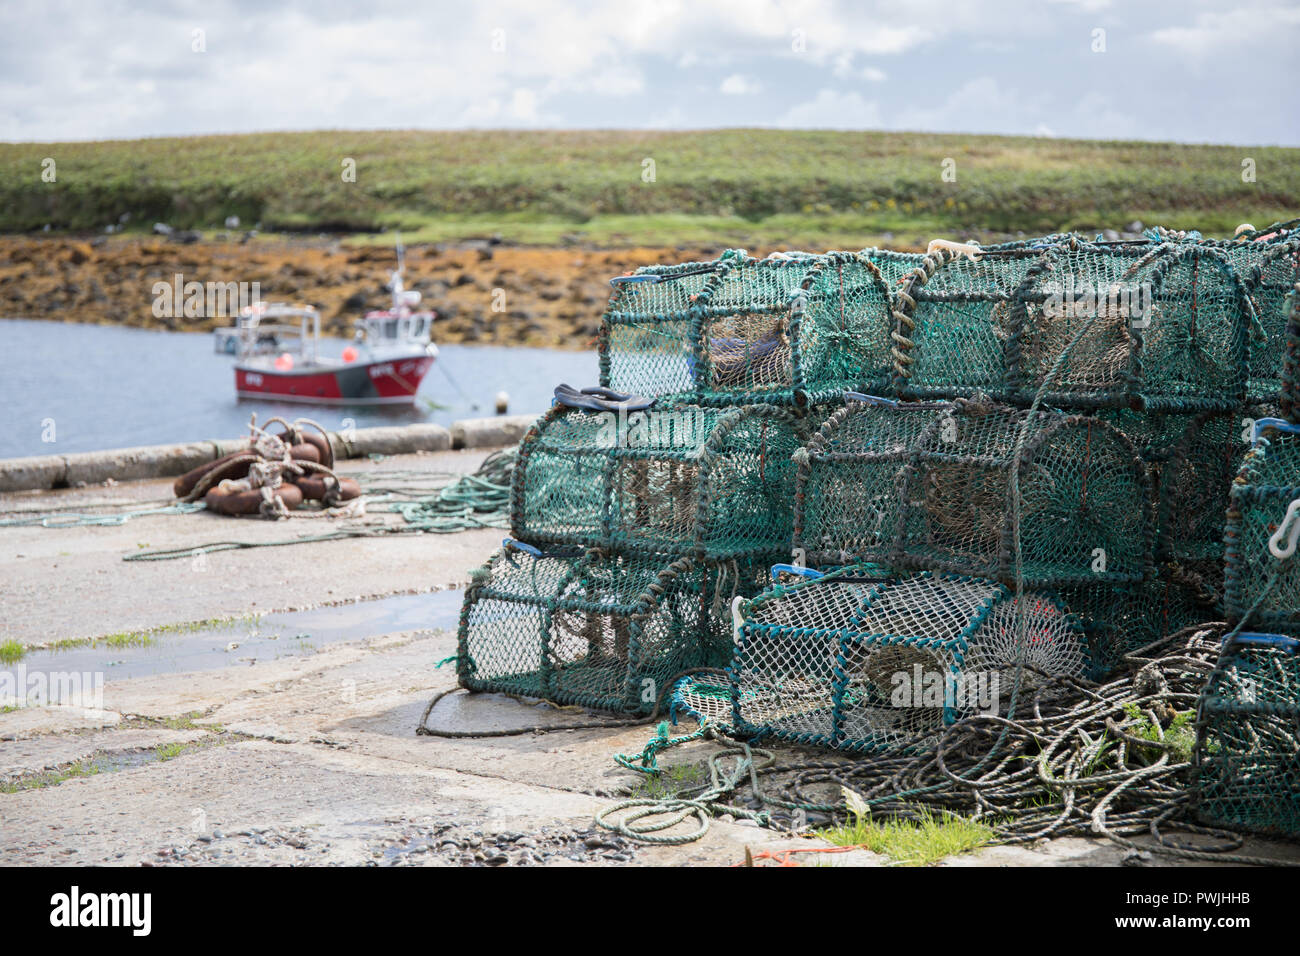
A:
[15,589,464,683]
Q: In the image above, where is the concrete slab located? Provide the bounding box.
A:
[0,450,499,644]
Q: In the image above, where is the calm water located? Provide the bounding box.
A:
[0,319,595,458]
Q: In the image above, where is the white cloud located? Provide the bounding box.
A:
[777,89,883,129]
[0,0,1295,143]
[720,74,762,95]
[1151,6,1300,60]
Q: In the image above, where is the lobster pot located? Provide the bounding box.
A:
[1224,424,1300,633]
[458,547,767,714]
[600,250,895,407]
[893,241,1254,412]
[794,398,949,568]
[513,403,808,558]
[1222,237,1299,404]
[731,570,1089,753]
[892,247,1043,400]
[795,399,1153,587]
[1195,634,1300,839]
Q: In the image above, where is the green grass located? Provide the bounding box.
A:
[631,762,705,800]
[0,639,25,665]
[39,614,262,655]
[2,129,1295,243]
[0,758,102,793]
[820,807,996,866]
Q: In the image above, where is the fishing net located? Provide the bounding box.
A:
[891,240,1257,412]
[1195,632,1300,839]
[1224,420,1300,633]
[457,544,767,714]
[794,396,1152,587]
[725,568,1089,753]
[512,403,809,558]
[599,250,896,407]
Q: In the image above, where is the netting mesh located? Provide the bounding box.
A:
[892,241,1256,412]
[599,250,895,406]
[458,546,767,713]
[1154,413,1241,571]
[795,397,1152,586]
[1195,636,1300,839]
[1056,569,1211,674]
[729,569,1089,752]
[1224,424,1300,633]
[513,403,808,558]
[1224,241,1300,403]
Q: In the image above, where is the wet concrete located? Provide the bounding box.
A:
[16,589,464,682]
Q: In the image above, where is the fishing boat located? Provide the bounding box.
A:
[214,254,438,406]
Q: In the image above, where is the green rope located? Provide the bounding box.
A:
[122,450,518,562]
[596,728,776,845]
[0,501,206,528]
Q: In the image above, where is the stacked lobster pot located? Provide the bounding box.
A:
[1196,393,1300,838]
[457,249,901,714]
[884,231,1295,662]
[703,224,1300,756]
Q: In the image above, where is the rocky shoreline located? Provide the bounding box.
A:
[0,235,770,349]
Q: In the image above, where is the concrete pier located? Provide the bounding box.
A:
[0,414,539,493]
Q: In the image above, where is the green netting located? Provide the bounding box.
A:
[794,397,1152,587]
[1155,413,1241,568]
[458,545,769,714]
[1195,634,1300,839]
[599,249,897,406]
[891,240,1258,412]
[512,403,809,558]
[1055,567,1212,674]
[1224,422,1300,633]
[728,567,1089,753]
[1219,239,1299,404]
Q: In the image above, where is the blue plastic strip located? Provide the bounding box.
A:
[770,564,825,581]
[1252,418,1300,443]
[1227,631,1300,653]
[608,274,661,286]
[503,538,543,558]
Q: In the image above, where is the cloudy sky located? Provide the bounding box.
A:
[2,0,1298,145]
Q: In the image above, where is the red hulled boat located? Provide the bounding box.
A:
[215,255,438,406]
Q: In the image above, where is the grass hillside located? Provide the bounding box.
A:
[2,129,1296,246]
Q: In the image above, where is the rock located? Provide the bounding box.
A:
[152,222,173,236]
[66,242,94,265]
[224,215,241,229]
[1126,221,1144,234]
